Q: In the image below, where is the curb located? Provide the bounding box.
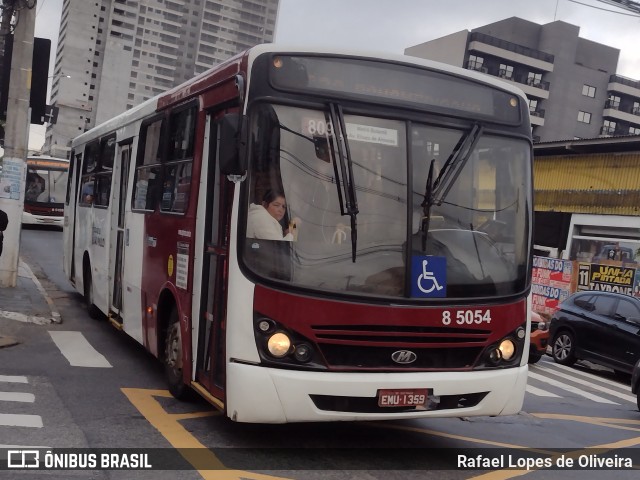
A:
[19,258,62,324]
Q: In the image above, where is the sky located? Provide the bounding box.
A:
[27,0,640,149]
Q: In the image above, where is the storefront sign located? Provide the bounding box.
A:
[577,263,636,297]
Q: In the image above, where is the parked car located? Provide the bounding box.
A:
[549,291,640,375]
[529,310,549,364]
[632,359,640,411]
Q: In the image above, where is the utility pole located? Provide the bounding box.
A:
[0,0,36,287]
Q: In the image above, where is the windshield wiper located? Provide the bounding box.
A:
[433,123,483,203]
[327,103,359,262]
[419,124,483,250]
[420,159,436,252]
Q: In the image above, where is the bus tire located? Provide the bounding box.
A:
[83,264,102,320]
[165,309,192,400]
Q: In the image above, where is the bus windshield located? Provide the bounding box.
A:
[241,103,531,300]
[26,166,68,205]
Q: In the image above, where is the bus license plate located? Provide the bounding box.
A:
[378,389,429,407]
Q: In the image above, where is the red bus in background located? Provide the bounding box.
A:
[63,45,534,423]
[23,155,69,227]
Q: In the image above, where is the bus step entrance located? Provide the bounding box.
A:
[108,311,124,330]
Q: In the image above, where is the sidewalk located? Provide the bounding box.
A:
[0,259,61,348]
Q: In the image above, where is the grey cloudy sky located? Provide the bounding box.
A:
[35,0,640,77]
[30,0,640,147]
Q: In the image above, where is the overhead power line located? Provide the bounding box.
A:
[568,0,640,16]
[594,0,640,14]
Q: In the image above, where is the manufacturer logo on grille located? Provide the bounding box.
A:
[391,350,417,364]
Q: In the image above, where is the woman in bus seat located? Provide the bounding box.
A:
[247,189,297,241]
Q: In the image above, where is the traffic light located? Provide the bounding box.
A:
[0,36,50,124]
[30,38,51,125]
[0,34,13,122]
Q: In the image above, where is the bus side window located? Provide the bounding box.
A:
[93,136,115,207]
[160,106,196,214]
[79,142,99,206]
[133,116,164,212]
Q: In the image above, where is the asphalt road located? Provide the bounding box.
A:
[1,226,639,479]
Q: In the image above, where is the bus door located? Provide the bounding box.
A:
[195,112,230,399]
[109,142,132,323]
[63,151,82,283]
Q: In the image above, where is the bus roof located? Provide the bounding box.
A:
[245,44,529,99]
[72,44,529,149]
[26,155,70,169]
[27,155,69,164]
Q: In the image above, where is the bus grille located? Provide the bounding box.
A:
[310,325,489,369]
[310,392,488,413]
[317,344,481,369]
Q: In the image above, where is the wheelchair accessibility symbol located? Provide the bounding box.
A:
[411,255,446,298]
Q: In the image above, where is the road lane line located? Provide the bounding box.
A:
[0,413,43,428]
[526,385,560,397]
[535,361,630,389]
[48,331,112,368]
[365,422,556,454]
[527,371,618,404]
[0,444,50,449]
[532,364,636,403]
[0,375,28,383]
[0,392,35,403]
[122,388,290,480]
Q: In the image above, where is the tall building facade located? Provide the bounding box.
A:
[44,0,280,158]
[405,17,640,143]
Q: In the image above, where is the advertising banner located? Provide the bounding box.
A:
[531,256,574,315]
[577,263,636,297]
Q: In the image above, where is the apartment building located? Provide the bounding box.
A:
[405,17,640,142]
[44,0,280,158]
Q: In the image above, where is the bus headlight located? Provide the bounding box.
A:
[267,332,291,358]
[293,343,312,363]
[498,339,516,361]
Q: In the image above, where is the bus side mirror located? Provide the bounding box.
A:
[219,113,247,176]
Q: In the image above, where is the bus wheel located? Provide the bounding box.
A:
[165,309,191,400]
[83,265,102,320]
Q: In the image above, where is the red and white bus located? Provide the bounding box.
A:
[63,45,533,423]
[23,155,69,227]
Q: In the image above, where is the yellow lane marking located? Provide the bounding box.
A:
[367,413,640,480]
[468,413,640,480]
[366,421,556,455]
[122,388,291,480]
[533,413,640,430]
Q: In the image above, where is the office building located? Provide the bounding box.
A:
[405,17,640,142]
[44,0,280,158]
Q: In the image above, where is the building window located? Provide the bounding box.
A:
[601,119,616,135]
[499,63,513,79]
[606,94,620,109]
[577,111,591,124]
[633,101,640,115]
[527,72,542,87]
[528,99,538,112]
[466,54,485,72]
[582,84,596,97]
[630,126,640,135]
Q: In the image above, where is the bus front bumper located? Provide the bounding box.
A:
[22,212,63,227]
[226,362,528,423]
